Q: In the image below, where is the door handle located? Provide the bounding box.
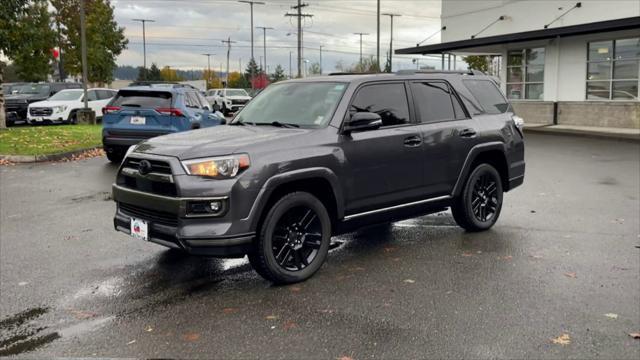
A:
[459,128,477,138]
[403,136,422,147]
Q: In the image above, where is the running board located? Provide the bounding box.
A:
[343,195,452,221]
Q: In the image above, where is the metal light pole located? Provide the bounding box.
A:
[256,26,273,74]
[319,45,323,75]
[202,53,214,88]
[376,0,380,70]
[382,13,401,72]
[132,18,155,79]
[80,0,89,109]
[238,1,265,78]
[354,32,370,65]
[289,51,293,78]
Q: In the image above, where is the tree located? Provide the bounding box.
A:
[1,0,56,82]
[137,63,162,81]
[308,62,321,75]
[270,64,286,82]
[227,71,245,88]
[203,69,222,89]
[463,55,490,72]
[160,66,181,81]
[51,0,128,85]
[383,50,392,73]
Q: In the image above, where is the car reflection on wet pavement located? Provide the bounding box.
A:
[1,133,639,359]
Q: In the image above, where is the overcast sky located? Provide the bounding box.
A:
[112,0,449,74]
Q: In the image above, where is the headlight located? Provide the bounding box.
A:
[52,105,67,113]
[182,154,250,178]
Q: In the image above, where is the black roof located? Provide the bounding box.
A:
[396,16,640,55]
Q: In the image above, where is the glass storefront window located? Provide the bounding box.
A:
[506,47,545,100]
[587,38,639,100]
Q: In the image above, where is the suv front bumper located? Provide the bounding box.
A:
[112,184,254,257]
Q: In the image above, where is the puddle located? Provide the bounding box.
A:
[58,316,114,338]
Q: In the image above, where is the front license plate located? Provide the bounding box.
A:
[130,116,146,125]
[130,218,148,241]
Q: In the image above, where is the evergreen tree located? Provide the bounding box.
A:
[271,65,286,82]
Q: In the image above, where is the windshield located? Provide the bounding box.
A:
[48,90,83,101]
[234,82,347,127]
[15,84,50,95]
[226,89,248,97]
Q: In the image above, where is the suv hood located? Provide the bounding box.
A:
[134,125,312,160]
[5,94,47,103]
[29,100,76,107]
[225,95,251,100]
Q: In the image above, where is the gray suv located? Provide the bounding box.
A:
[112,71,525,284]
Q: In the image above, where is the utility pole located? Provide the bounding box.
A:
[80,0,88,109]
[222,37,237,87]
[319,45,323,74]
[239,0,264,84]
[354,32,369,65]
[202,53,214,88]
[132,18,155,79]
[289,51,293,79]
[382,13,401,72]
[285,1,313,78]
[376,0,380,71]
[256,26,274,75]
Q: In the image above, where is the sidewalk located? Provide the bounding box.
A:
[523,123,640,142]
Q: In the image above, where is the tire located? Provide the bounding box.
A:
[451,163,503,232]
[222,104,230,116]
[66,111,78,125]
[105,147,125,163]
[249,191,332,284]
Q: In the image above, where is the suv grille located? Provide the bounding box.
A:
[119,202,178,227]
[232,99,248,105]
[118,157,177,197]
[30,107,53,116]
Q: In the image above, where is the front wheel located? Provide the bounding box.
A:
[451,163,503,232]
[249,192,331,284]
[105,147,125,163]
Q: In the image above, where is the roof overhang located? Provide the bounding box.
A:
[396,16,640,55]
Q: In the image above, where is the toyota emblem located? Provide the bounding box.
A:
[138,160,152,175]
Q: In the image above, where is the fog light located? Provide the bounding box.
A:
[210,201,221,212]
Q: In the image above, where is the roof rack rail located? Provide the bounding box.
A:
[328,72,379,76]
[395,69,485,75]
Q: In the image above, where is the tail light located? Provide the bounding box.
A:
[156,108,184,117]
[102,106,121,114]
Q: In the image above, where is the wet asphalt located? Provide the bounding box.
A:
[0,133,639,359]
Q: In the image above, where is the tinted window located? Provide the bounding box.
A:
[185,92,201,108]
[411,82,466,123]
[98,90,115,100]
[87,90,98,101]
[111,90,172,108]
[463,80,509,114]
[350,83,410,127]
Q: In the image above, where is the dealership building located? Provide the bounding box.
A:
[397,1,639,130]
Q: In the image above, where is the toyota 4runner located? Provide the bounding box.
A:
[112,71,525,284]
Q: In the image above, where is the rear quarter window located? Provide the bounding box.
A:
[462,79,510,114]
[111,90,172,108]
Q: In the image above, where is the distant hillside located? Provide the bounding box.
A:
[113,65,222,81]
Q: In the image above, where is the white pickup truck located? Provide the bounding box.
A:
[205,88,252,115]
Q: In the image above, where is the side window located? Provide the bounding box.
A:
[185,92,201,109]
[97,90,111,100]
[410,81,466,123]
[462,79,510,114]
[350,83,410,127]
[87,90,98,101]
[196,92,210,110]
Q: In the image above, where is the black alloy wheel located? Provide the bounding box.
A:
[451,163,503,232]
[249,191,331,284]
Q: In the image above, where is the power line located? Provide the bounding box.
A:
[221,37,237,86]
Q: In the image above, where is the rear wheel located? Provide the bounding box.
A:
[105,147,125,163]
[451,163,503,232]
[249,192,331,284]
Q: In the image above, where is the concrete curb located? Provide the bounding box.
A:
[523,126,640,143]
[0,146,103,163]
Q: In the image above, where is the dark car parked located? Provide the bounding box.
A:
[4,82,82,126]
[112,71,525,284]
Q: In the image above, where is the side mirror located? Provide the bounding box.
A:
[343,112,382,133]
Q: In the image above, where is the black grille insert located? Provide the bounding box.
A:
[124,158,173,174]
[119,202,178,227]
[29,107,53,116]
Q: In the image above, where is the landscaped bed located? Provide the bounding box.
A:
[0,125,102,156]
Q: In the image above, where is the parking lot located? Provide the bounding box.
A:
[0,133,639,359]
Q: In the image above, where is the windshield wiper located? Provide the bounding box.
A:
[268,121,299,128]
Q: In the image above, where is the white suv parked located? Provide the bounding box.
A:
[205,88,252,115]
[27,88,116,124]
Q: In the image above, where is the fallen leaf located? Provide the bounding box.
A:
[349,266,365,272]
[223,307,239,314]
[611,218,625,224]
[283,320,298,330]
[403,279,415,283]
[289,286,302,292]
[127,339,136,345]
[564,272,577,279]
[604,313,618,319]
[183,333,200,342]
[145,325,154,332]
[383,246,397,253]
[337,356,354,360]
[462,252,474,257]
[501,255,513,261]
[629,332,640,339]
[68,309,97,320]
[18,281,28,286]
[551,333,571,345]
[391,257,401,262]
[476,250,482,254]
[265,315,278,320]
[529,254,543,259]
